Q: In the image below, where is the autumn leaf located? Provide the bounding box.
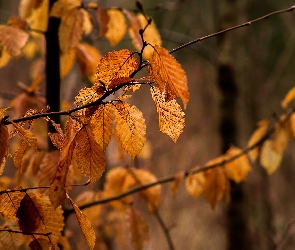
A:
[185,172,206,198]
[273,116,291,154]
[50,0,81,18]
[0,50,11,68]
[74,85,106,107]
[127,207,149,250]
[0,225,25,249]
[260,140,283,175]
[114,102,146,160]
[68,195,96,250]
[0,189,25,219]
[96,7,109,37]
[289,113,295,137]
[90,103,114,151]
[11,121,37,151]
[16,191,64,244]
[29,238,54,250]
[105,9,127,46]
[95,49,139,89]
[74,125,106,183]
[170,171,185,196]
[150,87,185,142]
[224,146,251,183]
[148,45,189,108]
[13,141,27,172]
[281,86,295,109]
[0,110,9,172]
[60,48,76,79]
[247,119,269,162]
[0,25,29,57]
[80,8,93,35]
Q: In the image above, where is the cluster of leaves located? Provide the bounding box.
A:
[0,0,294,249]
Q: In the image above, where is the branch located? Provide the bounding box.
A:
[0,228,52,236]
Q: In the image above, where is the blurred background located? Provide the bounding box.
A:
[1,0,295,249]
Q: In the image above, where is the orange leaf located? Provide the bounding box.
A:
[114,102,146,160]
[74,85,106,107]
[96,7,109,37]
[0,50,11,68]
[29,238,54,250]
[273,115,291,154]
[150,87,185,142]
[0,225,25,249]
[0,25,29,57]
[127,207,149,250]
[68,195,96,250]
[74,125,106,183]
[50,0,81,17]
[60,48,76,79]
[11,121,37,151]
[0,119,9,173]
[148,45,189,108]
[13,141,27,172]
[170,171,185,196]
[90,103,114,151]
[124,9,142,51]
[95,49,139,89]
[185,172,206,198]
[81,8,93,35]
[0,189,25,219]
[260,140,282,175]
[105,9,126,46]
[281,86,295,109]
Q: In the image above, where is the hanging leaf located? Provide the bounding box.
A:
[273,116,291,154]
[29,238,54,250]
[95,49,139,89]
[0,50,11,68]
[148,45,189,108]
[127,207,149,250]
[16,191,64,244]
[105,9,127,46]
[96,7,109,37]
[13,141,27,172]
[11,121,37,151]
[0,25,29,57]
[247,119,269,162]
[74,125,106,183]
[81,8,93,35]
[170,171,185,196]
[150,87,185,142]
[260,140,283,175]
[90,103,114,151]
[0,111,9,172]
[185,172,206,198]
[0,225,25,249]
[50,0,81,18]
[0,189,25,219]
[114,102,146,160]
[224,146,251,183]
[74,85,106,107]
[68,195,96,250]
[289,113,295,137]
[60,48,76,79]
[281,86,295,109]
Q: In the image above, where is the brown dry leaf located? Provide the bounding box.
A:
[289,113,295,137]
[59,8,83,53]
[74,85,105,108]
[0,189,25,219]
[273,116,291,154]
[19,0,43,19]
[247,119,269,162]
[108,77,133,91]
[0,50,11,68]
[130,14,162,59]
[0,112,9,172]
[127,207,149,250]
[50,0,81,18]
[13,141,27,172]
[74,125,106,183]
[60,48,76,79]
[76,43,102,83]
[0,226,25,249]
[150,87,185,142]
[96,7,109,37]
[16,191,64,244]
[95,49,139,89]
[105,9,127,46]
[68,195,96,250]
[7,16,28,29]
[124,9,142,52]
[29,238,54,250]
[114,102,146,160]
[11,121,37,151]
[260,140,283,175]
[225,146,251,183]
[281,86,295,109]
[90,103,114,151]
[0,25,29,57]
[203,167,228,209]
[185,172,206,198]
[148,45,189,108]
[170,171,185,196]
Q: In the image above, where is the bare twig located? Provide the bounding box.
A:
[0,228,52,236]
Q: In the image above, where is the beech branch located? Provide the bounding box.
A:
[0,228,52,236]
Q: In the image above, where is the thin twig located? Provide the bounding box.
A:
[0,228,52,236]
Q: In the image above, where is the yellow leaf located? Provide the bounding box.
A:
[59,8,83,53]
[203,167,228,209]
[148,45,189,108]
[68,195,96,250]
[74,125,106,183]
[0,25,29,57]
[50,0,81,18]
[11,122,37,151]
[185,172,206,198]
[260,140,283,175]
[60,48,76,78]
[0,189,25,219]
[81,8,93,35]
[90,104,114,151]
[247,119,269,162]
[281,86,295,109]
[114,102,146,160]
[16,191,64,244]
[95,49,139,89]
[76,43,102,83]
[150,87,185,142]
[0,50,11,68]
[105,9,126,46]
[273,116,291,154]
[96,7,109,37]
[225,146,251,183]
[127,207,149,250]
[170,171,185,196]
[289,113,295,137]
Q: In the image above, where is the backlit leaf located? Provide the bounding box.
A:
[260,140,282,175]
[105,9,126,46]
[0,25,29,57]
[0,50,11,68]
[150,87,185,142]
[90,103,114,151]
[185,172,206,198]
[74,125,106,183]
[124,9,142,53]
[81,8,93,35]
[0,189,25,219]
[16,191,64,244]
[11,121,37,151]
[68,195,96,250]
[95,49,139,89]
[60,48,76,79]
[13,141,27,172]
[96,7,109,37]
[148,45,189,108]
[170,171,185,196]
[0,116,9,173]
[273,116,291,154]
[289,113,295,137]
[225,146,251,183]
[50,0,81,17]
[29,238,54,250]
[0,225,25,249]
[114,102,146,160]
[19,0,43,19]
[74,85,105,107]
[281,86,295,109]
[127,207,149,250]
[247,119,269,162]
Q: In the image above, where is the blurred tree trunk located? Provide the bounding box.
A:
[215,0,251,249]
